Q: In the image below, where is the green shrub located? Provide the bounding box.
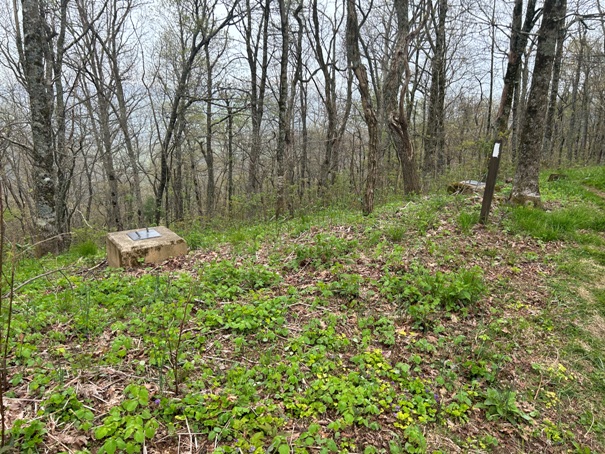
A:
[457,210,479,234]
[380,264,484,328]
[385,224,406,242]
[198,260,282,301]
[74,239,98,257]
[10,420,45,451]
[290,234,358,269]
[479,388,533,424]
[329,273,362,301]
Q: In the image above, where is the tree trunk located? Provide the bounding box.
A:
[579,65,590,162]
[204,45,215,217]
[423,0,447,177]
[346,0,379,215]
[312,0,339,188]
[383,0,421,195]
[511,0,567,206]
[99,99,123,231]
[299,81,309,198]
[19,0,62,255]
[189,149,203,217]
[486,0,496,134]
[493,0,537,138]
[172,138,184,222]
[566,25,586,163]
[201,139,214,217]
[53,0,73,244]
[245,0,270,194]
[541,13,566,159]
[226,100,234,215]
[88,42,123,231]
[275,0,289,219]
[293,4,307,201]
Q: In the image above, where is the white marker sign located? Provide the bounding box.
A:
[492,142,501,158]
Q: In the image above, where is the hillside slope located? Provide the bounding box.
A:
[3,167,605,453]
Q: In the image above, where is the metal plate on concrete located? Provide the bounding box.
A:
[127,228,162,241]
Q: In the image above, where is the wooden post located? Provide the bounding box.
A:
[479,140,502,224]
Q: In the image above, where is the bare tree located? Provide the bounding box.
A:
[77,13,124,231]
[346,0,379,214]
[199,40,229,217]
[565,24,586,163]
[493,0,537,138]
[275,0,293,218]
[80,0,144,226]
[310,0,352,189]
[541,5,567,159]
[242,0,270,194]
[383,0,426,195]
[423,0,447,177]
[153,0,238,224]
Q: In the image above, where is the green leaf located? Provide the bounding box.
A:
[278,444,290,454]
[122,399,138,412]
[75,408,95,421]
[134,429,145,443]
[103,439,117,454]
[137,388,149,405]
[144,421,158,438]
[326,439,338,452]
[95,426,110,440]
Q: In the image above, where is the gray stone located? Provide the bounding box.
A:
[447,180,486,194]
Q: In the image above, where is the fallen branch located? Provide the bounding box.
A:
[2,267,72,299]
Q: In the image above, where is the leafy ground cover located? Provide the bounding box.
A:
[2,166,605,453]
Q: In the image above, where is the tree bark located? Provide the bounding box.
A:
[346,0,379,215]
[493,0,537,138]
[275,0,289,219]
[226,99,234,214]
[19,0,67,254]
[541,12,566,159]
[87,38,123,231]
[511,0,567,206]
[204,44,215,217]
[565,25,586,163]
[292,3,307,201]
[383,0,422,195]
[244,0,270,194]
[423,0,447,177]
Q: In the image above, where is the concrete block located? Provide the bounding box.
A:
[106,226,188,268]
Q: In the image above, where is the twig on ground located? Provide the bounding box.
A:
[3,267,72,299]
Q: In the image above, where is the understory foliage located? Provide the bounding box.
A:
[2,166,605,453]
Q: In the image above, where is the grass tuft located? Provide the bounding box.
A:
[507,205,605,241]
[73,240,98,258]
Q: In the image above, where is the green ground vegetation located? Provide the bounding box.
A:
[2,166,605,453]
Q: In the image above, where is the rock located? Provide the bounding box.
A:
[548,173,567,182]
[509,192,542,208]
[447,180,486,194]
